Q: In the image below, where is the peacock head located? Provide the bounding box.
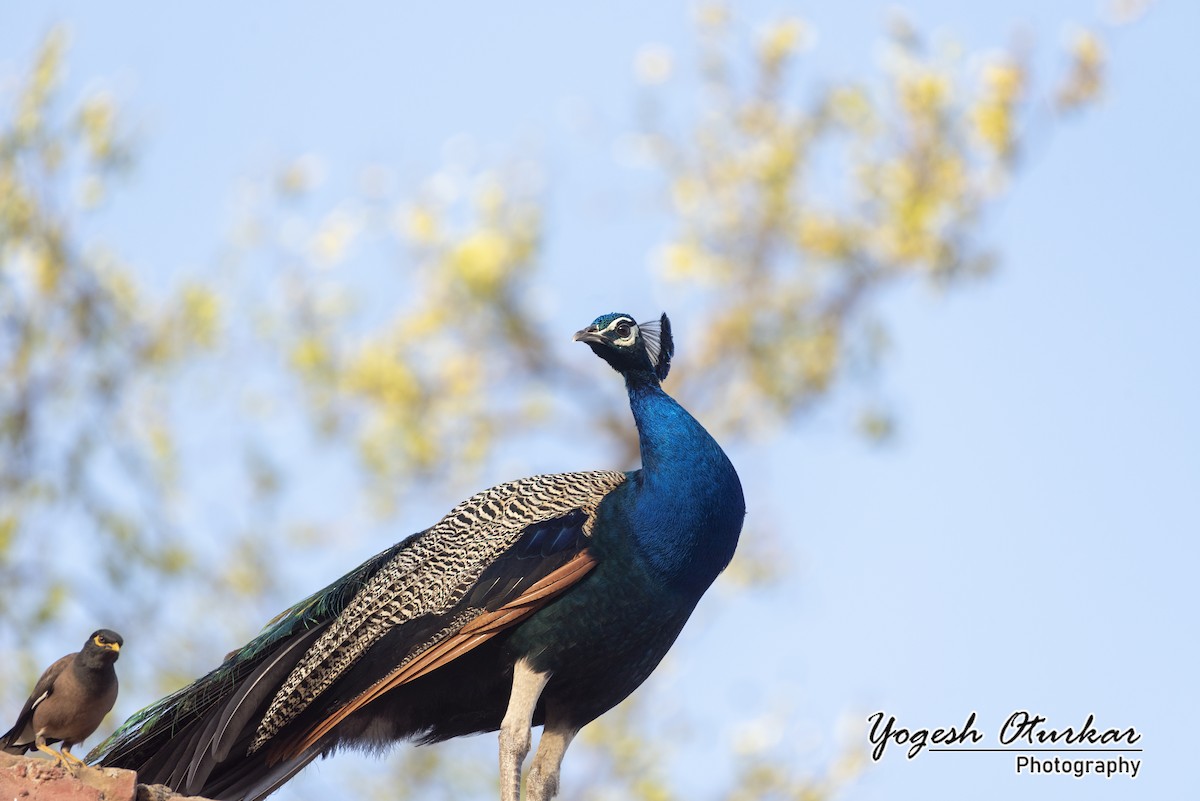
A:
[574,312,673,382]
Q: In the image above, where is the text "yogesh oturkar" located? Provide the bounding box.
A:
[866,710,1142,778]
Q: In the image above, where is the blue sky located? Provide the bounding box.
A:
[2,2,1196,800]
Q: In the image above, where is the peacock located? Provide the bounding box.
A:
[88,312,745,801]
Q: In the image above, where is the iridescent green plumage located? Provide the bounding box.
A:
[90,536,408,762]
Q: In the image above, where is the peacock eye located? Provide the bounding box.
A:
[616,322,631,337]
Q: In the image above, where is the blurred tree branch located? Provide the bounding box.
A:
[0,30,214,634]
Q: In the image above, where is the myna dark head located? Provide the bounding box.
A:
[574,312,673,382]
[80,629,123,668]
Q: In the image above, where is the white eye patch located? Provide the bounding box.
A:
[614,326,638,347]
[601,317,638,347]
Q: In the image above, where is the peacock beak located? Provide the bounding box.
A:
[573,326,605,345]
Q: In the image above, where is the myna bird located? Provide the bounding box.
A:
[1,629,122,774]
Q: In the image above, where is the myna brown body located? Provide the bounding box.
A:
[1,629,122,773]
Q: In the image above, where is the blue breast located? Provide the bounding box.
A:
[620,375,745,596]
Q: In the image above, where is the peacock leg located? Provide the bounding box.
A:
[526,708,577,801]
[499,659,550,801]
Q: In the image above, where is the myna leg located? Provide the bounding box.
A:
[60,743,87,772]
[35,734,74,774]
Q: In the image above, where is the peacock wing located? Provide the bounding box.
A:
[253,470,625,760]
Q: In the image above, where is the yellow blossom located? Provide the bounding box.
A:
[310,209,362,268]
[973,102,1014,154]
[290,336,330,374]
[400,307,446,338]
[634,45,673,85]
[1058,30,1105,109]
[77,93,117,161]
[694,2,730,30]
[983,62,1024,103]
[33,243,62,294]
[342,343,420,406]
[760,19,808,68]
[77,174,106,209]
[795,327,838,390]
[829,85,874,130]
[277,154,324,197]
[659,241,701,279]
[474,179,506,218]
[671,175,704,214]
[899,71,951,118]
[148,423,174,464]
[797,214,850,259]
[450,228,511,294]
[102,267,140,315]
[0,514,16,552]
[180,284,220,346]
[402,205,440,245]
[1072,30,1104,71]
[439,353,481,401]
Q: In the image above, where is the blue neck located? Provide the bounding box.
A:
[622,370,745,596]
